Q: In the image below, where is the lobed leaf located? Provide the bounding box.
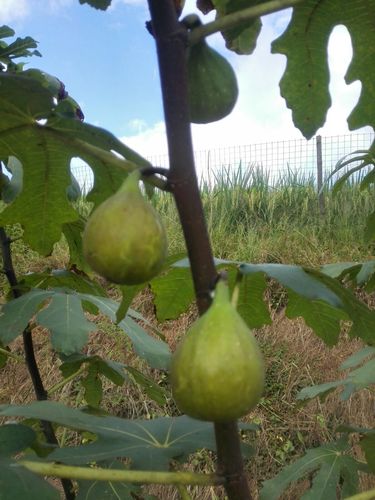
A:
[78,293,171,370]
[36,292,96,354]
[212,0,262,54]
[297,348,375,402]
[272,0,375,138]
[0,402,255,470]
[0,289,52,345]
[260,438,363,500]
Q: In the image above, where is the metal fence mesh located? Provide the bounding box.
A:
[71,132,375,193]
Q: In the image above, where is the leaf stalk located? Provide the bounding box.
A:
[19,461,224,486]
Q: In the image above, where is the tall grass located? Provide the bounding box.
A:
[153,163,375,266]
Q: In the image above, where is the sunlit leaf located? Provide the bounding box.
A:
[272,0,375,138]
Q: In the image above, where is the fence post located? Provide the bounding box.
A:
[316,135,325,215]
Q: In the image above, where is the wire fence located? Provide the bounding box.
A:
[71,132,375,194]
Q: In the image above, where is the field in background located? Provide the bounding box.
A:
[154,164,375,265]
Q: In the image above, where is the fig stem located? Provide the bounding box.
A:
[188,0,305,46]
[147,1,252,499]
[20,461,224,486]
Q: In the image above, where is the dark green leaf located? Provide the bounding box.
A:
[0,36,40,61]
[260,438,362,500]
[344,4,375,131]
[0,289,52,344]
[272,1,375,138]
[125,366,168,406]
[82,364,103,407]
[18,269,106,297]
[305,269,375,344]
[231,272,271,328]
[62,217,92,274]
[286,290,347,346]
[0,72,54,123]
[213,0,262,54]
[151,267,195,321]
[0,402,219,469]
[2,155,23,203]
[36,292,96,354]
[298,350,375,402]
[119,316,171,370]
[0,26,15,39]
[271,1,333,139]
[0,424,36,456]
[0,457,59,500]
[79,0,112,10]
[60,354,127,386]
[361,433,375,473]
[116,283,145,323]
[239,263,342,308]
[78,294,171,370]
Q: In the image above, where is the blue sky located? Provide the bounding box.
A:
[1,0,373,163]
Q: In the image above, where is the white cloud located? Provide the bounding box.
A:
[0,0,29,23]
[120,9,373,170]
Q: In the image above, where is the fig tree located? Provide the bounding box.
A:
[170,280,265,422]
[83,170,167,285]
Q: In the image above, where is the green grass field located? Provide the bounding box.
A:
[153,164,375,265]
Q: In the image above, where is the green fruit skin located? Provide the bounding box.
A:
[187,40,239,124]
[170,282,265,422]
[83,179,167,285]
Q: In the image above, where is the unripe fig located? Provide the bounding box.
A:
[170,280,265,422]
[187,39,238,124]
[83,171,167,285]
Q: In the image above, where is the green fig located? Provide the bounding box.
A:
[170,280,265,422]
[83,171,167,285]
[187,39,238,124]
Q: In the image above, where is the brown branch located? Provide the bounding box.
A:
[0,226,75,500]
[146,2,252,498]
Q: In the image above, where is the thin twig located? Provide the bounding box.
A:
[188,0,305,46]
[0,226,75,500]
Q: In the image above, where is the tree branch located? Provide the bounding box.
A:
[189,0,305,46]
[0,227,75,500]
[146,1,252,498]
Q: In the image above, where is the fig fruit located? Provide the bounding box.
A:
[83,171,167,285]
[187,39,238,124]
[170,280,265,422]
